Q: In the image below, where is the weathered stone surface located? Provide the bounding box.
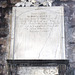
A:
[0,1,8,8]
[55,2,75,68]
[1,0,75,75]
[60,0,68,1]
[10,7,65,60]
[18,67,58,75]
[0,28,8,37]
[10,0,21,4]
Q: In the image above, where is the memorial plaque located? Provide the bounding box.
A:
[10,7,65,59]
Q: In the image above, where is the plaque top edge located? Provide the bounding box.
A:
[13,6,64,9]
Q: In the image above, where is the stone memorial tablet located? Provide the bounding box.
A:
[10,7,65,59]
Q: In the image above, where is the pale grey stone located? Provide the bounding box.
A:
[17,67,58,75]
[15,2,26,7]
[9,7,65,60]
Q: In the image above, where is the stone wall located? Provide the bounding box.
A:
[54,1,75,68]
[0,0,21,75]
[0,0,75,75]
[0,1,9,75]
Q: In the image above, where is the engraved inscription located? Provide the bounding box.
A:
[10,7,65,59]
[17,12,60,32]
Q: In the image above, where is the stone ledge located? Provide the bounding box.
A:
[7,60,69,66]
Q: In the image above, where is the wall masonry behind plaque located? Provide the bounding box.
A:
[10,7,66,60]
